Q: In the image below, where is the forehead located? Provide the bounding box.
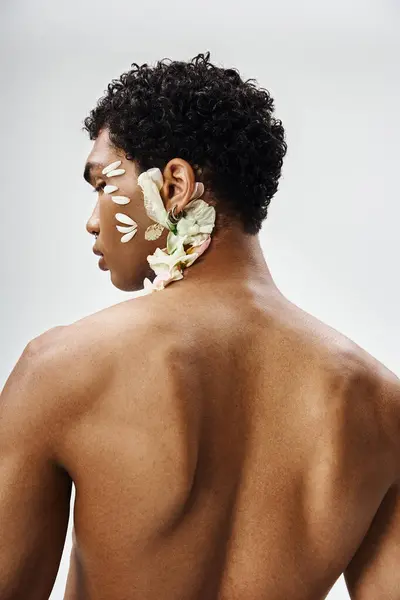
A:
[86,128,117,165]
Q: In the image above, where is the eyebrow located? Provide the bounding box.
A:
[83,161,104,185]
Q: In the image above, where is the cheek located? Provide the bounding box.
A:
[99,193,141,247]
[99,198,117,237]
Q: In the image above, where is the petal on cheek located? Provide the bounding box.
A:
[106,169,126,177]
[104,185,119,194]
[116,225,136,233]
[102,160,122,175]
[111,196,131,205]
[121,229,137,243]
[116,213,136,226]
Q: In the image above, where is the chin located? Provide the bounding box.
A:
[110,269,148,293]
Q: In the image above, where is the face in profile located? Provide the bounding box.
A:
[84,128,169,292]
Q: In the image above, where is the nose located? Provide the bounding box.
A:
[86,199,100,237]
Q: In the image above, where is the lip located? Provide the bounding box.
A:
[98,255,109,271]
[92,247,103,257]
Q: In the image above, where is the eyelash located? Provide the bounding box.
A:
[93,182,105,193]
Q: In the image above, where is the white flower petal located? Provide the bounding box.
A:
[106,169,126,178]
[147,168,164,190]
[190,182,204,199]
[143,277,153,288]
[188,232,209,247]
[182,252,199,267]
[121,230,137,243]
[111,196,131,205]
[116,225,136,233]
[137,170,169,227]
[143,278,155,293]
[166,231,182,254]
[177,200,216,246]
[185,199,214,223]
[102,160,122,175]
[115,212,136,226]
[176,217,192,237]
[138,169,214,293]
[147,242,188,275]
[145,223,164,240]
[104,185,119,194]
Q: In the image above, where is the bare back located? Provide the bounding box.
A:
[59,283,395,599]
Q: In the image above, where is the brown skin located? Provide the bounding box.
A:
[84,127,168,291]
[85,128,216,292]
[0,132,399,599]
[85,128,269,294]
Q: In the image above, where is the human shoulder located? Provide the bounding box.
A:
[289,300,400,484]
[341,342,400,484]
[68,293,174,353]
[7,297,157,412]
[371,359,400,483]
[287,307,399,480]
[342,356,400,597]
[0,325,81,472]
[51,295,176,389]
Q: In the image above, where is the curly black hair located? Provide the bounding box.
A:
[83,52,287,235]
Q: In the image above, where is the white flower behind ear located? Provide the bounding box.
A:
[137,168,170,229]
[147,244,198,275]
[137,166,214,294]
[175,199,216,247]
[145,243,199,292]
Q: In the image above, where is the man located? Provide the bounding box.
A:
[0,52,399,600]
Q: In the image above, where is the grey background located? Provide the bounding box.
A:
[0,0,399,598]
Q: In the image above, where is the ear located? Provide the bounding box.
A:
[161,158,196,214]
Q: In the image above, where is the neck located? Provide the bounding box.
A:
[182,222,278,291]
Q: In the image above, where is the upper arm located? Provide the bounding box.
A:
[344,368,400,599]
[344,481,400,599]
[0,331,73,600]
